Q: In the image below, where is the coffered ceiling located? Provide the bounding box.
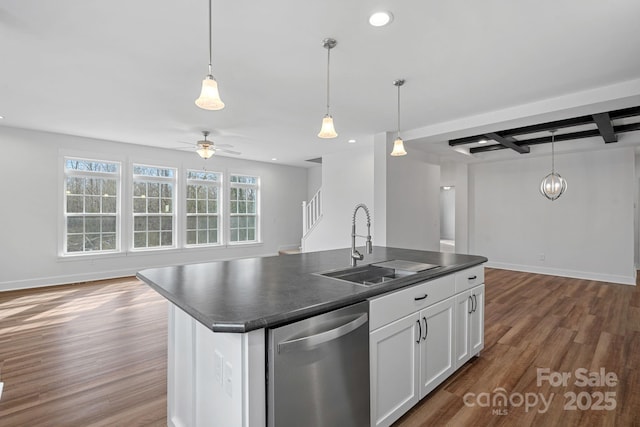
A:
[1,1,639,167]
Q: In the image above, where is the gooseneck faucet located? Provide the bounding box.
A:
[351,203,372,267]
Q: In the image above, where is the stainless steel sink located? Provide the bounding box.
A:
[318,260,441,286]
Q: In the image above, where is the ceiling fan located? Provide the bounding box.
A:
[190,131,241,159]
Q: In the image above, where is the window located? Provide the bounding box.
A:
[132,164,176,249]
[229,174,259,243]
[64,158,120,254]
[186,170,221,246]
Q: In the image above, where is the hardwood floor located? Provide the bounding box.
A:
[0,277,168,426]
[0,269,638,426]
[394,269,640,427]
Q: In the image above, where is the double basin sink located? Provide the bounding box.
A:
[317,260,441,287]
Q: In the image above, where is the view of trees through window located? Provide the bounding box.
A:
[64,158,120,253]
[186,170,221,245]
[62,159,261,255]
[230,175,258,243]
[132,165,176,249]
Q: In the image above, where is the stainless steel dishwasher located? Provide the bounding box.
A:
[268,301,370,427]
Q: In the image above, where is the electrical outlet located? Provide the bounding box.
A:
[214,351,223,386]
[224,362,233,397]
[538,253,545,261]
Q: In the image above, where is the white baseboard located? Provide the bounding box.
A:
[0,268,138,292]
[486,261,637,286]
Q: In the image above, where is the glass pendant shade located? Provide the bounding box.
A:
[540,130,566,201]
[196,144,215,159]
[540,172,567,201]
[318,114,338,138]
[390,137,407,156]
[195,76,225,110]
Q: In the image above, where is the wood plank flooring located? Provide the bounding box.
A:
[0,269,638,426]
[0,277,168,426]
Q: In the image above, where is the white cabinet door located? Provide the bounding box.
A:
[470,284,485,355]
[455,284,484,369]
[419,296,455,398]
[455,292,472,368]
[370,313,420,427]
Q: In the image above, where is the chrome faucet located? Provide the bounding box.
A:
[351,203,372,267]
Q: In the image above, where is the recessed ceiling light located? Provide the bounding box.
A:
[0,115,4,119]
[478,139,488,144]
[271,158,277,161]
[348,139,356,144]
[369,11,393,27]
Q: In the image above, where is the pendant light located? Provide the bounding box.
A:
[195,0,225,110]
[390,79,407,156]
[318,38,338,138]
[540,130,567,200]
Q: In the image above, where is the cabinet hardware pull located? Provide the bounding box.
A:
[416,319,422,343]
[414,294,428,301]
[422,317,428,340]
[468,296,473,314]
[472,294,477,313]
[468,275,477,280]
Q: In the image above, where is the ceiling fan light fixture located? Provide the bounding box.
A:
[195,75,225,110]
[195,0,225,111]
[196,143,215,159]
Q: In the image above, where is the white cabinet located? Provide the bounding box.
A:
[455,284,484,369]
[370,313,420,427]
[419,297,455,398]
[370,265,485,427]
[369,296,456,427]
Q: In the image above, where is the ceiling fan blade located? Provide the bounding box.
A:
[215,147,241,155]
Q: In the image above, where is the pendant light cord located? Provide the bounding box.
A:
[551,131,555,173]
[207,0,212,76]
[397,84,401,139]
[325,47,331,115]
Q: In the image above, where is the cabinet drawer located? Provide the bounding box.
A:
[369,275,454,331]
[454,266,484,293]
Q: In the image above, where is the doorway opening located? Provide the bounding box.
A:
[440,186,455,253]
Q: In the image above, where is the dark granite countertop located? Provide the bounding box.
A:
[136,246,487,333]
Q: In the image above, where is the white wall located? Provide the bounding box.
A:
[306,165,322,200]
[0,126,307,291]
[385,151,440,251]
[469,146,636,285]
[302,146,375,252]
[440,188,455,240]
[441,162,469,253]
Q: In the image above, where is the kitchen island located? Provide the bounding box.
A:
[137,246,487,427]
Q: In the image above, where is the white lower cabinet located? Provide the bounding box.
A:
[419,297,455,398]
[455,284,485,369]
[370,266,485,427]
[370,312,420,427]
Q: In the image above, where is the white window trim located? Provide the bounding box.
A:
[60,155,123,257]
[185,169,224,247]
[228,173,261,245]
[130,162,178,252]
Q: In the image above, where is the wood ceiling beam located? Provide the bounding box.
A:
[591,112,618,143]
[449,105,640,148]
[484,132,530,154]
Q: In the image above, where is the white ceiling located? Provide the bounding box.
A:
[1,0,640,167]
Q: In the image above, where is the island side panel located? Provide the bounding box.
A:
[168,304,266,427]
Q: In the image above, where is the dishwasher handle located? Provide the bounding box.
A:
[278,313,368,354]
